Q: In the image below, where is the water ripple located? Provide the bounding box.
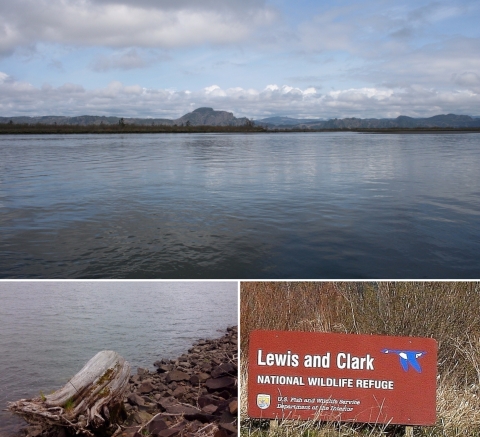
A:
[1,132,480,278]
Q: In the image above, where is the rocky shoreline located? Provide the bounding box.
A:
[19,326,238,437]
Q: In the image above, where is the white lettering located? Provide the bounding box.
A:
[256,350,300,367]
[336,353,375,370]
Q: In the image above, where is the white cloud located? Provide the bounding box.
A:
[90,49,149,71]
[1,79,479,119]
[453,71,480,93]
[0,0,277,56]
[298,8,359,53]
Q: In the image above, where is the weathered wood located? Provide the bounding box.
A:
[8,351,130,436]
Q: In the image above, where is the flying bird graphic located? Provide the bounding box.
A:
[381,348,427,373]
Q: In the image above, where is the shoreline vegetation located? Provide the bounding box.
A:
[1,123,480,135]
[10,326,238,437]
[240,282,480,437]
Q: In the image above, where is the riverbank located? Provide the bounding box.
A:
[0,124,265,134]
[2,124,480,134]
[15,326,237,437]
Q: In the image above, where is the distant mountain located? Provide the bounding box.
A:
[0,107,250,127]
[0,115,173,126]
[254,116,321,126]
[1,111,480,129]
[176,107,249,126]
[264,114,480,129]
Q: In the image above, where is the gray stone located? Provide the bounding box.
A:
[172,386,185,398]
[205,377,235,391]
[211,363,236,379]
[137,367,149,376]
[189,374,200,385]
[201,404,218,414]
[127,393,145,407]
[133,410,153,424]
[138,381,154,393]
[166,404,202,416]
[147,417,168,435]
[166,370,189,382]
[219,422,237,434]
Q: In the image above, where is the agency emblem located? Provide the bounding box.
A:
[256,393,271,409]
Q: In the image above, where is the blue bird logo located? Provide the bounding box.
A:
[381,348,427,373]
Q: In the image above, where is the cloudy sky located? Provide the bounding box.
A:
[1,0,479,119]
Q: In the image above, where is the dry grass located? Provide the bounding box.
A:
[240,282,480,437]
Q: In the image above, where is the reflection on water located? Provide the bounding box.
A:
[1,132,480,278]
[0,281,238,434]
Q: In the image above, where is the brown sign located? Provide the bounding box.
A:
[248,330,437,425]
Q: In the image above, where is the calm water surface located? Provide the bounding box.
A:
[1,132,479,278]
[0,281,237,434]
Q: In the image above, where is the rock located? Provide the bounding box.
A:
[25,426,43,437]
[137,367,149,376]
[166,404,202,416]
[138,381,154,393]
[156,382,169,391]
[219,410,235,424]
[172,386,185,397]
[157,429,181,437]
[189,374,200,385]
[166,370,190,382]
[217,390,233,400]
[202,404,218,414]
[214,429,229,437]
[155,364,172,373]
[198,372,211,382]
[228,399,238,415]
[130,375,141,384]
[147,417,168,434]
[120,426,140,437]
[205,377,235,391]
[128,393,145,407]
[200,363,212,372]
[133,410,153,424]
[186,420,203,433]
[188,412,216,423]
[198,394,221,408]
[157,397,176,411]
[157,421,186,437]
[211,363,236,378]
[219,422,237,434]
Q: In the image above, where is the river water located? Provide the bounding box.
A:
[1,132,480,278]
[0,281,238,434]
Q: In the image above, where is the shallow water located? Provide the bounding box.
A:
[1,132,479,278]
[0,281,238,434]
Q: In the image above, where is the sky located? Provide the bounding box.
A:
[1,0,480,119]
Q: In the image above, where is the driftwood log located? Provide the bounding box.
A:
[8,351,131,436]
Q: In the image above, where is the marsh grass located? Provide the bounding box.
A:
[63,397,75,413]
[240,282,480,436]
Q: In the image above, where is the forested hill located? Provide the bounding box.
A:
[1,109,480,130]
[0,107,250,127]
[255,113,480,129]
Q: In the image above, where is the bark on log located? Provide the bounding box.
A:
[8,351,130,436]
